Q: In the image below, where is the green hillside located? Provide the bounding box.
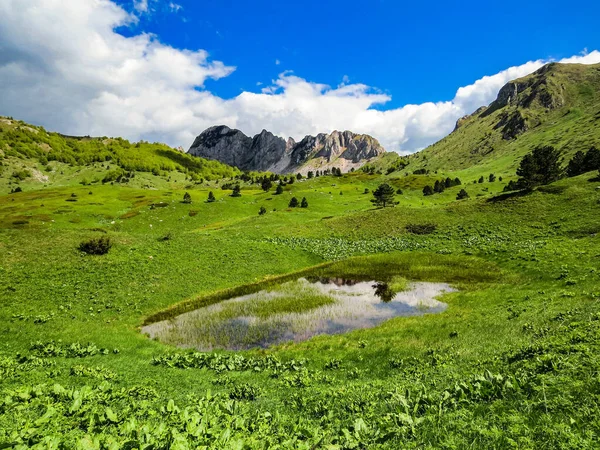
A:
[403,62,600,178]
[0,117,240,192]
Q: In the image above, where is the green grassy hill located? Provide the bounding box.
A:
[0,117,240,193]
[402,62,600,179]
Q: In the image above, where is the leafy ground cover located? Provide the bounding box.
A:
[1,152,600,448]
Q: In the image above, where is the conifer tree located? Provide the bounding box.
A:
[370,183,396,207]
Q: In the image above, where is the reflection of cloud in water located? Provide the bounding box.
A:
[142,278,456,351]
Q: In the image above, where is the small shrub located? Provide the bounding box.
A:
[79,237,112,255]
[300,197,308,208]
[289,197,299,208]
[456,189,469,200]
[206,191,216,203]
[258,206,267,215]
[182,192,192,204]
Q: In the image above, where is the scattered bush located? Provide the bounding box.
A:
[456,189,469,200]
[79,236,112,255]
[207,191,216,203]
[182,192,192,204]
[258,206,267,215]
[289,197,299,208]
[300,197,308,208]
[11,169,31,180]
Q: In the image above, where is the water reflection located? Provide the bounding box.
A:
[372,282,396,303]
[142,278,456,351]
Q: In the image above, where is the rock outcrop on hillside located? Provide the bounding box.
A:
[188,127,385,173]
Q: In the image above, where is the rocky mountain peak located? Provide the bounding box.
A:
[188,127,385,173]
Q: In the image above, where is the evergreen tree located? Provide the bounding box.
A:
[503,180,519,192]
[370,183,396,207]
[207,191,216,203]
[258,206,267,215]
[516,145,564,189]
[261,177,273,192]
[456,189,469,200]
[434,180,445,193]
[489,173,496,182]
[396,188,403,195]
[288,177,295,184]
[230,185,242,197]
[583,146,600,171]
[567,151,586,177]
[288,197,299,207]
[568,147,600,176]
[182,192,192,204]
[300,197,308,208]
[296,173,303,180]
[454,177,462,186]
[478,176,484,183]
[275,184,284,195]
[307,171,314,179]
[444,177,452,188]
[423,185,434,196]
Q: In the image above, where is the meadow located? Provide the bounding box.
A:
[1,157,600,448]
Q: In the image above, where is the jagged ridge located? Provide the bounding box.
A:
[188,126,385,173]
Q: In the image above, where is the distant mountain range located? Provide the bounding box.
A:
[187,126,385,173]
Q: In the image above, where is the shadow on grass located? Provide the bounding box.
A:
[486,189,531,203]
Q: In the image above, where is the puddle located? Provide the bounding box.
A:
[142,278,456,350]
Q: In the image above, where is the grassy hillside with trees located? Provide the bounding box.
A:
[401,63,600,178]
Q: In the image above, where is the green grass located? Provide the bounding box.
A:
[1,111,600,447]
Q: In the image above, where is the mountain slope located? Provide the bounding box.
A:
[406,62,600,174]
[0,117,240,186]
[188,126,385,174]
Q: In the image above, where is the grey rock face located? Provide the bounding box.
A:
[188,127,385,173]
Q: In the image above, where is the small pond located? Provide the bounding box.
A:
[142,277,456,350]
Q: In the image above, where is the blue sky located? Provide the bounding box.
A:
[1,0,599,152]
[115,0,600,107]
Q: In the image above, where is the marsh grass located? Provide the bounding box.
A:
[143,278,453,350]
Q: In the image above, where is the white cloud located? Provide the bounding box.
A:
[275,59,281,65]
[169,2,182,13]
[0,0,599,155]
[133,0,148,13]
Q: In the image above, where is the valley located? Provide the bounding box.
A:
[1,62,600,448]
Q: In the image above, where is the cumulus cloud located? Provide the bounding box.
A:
[0,0,599,154]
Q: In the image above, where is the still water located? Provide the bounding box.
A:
[142,277,455,350]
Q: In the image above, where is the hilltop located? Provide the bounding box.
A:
[403,62,600,176]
